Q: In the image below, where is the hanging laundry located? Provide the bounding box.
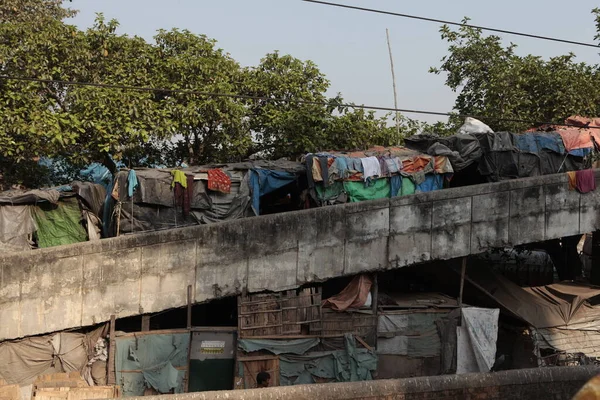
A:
[378,157,390,177]
[207,169,232,194]
[575,169,596,194]
[127,170,139,198]
[174,175,194,216]
[171,170,188,189]
[318,156,329,187]
[567,171,577,191]
[383,157,400,174]
[390,175,402,197]
[360,157,381,181]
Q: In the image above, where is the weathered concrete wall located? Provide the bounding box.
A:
[122,366,597,400]
[2,171,600,340]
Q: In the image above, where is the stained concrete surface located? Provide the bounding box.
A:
[1,171,600,340]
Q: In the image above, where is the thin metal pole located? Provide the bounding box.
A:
[386,28,401,140]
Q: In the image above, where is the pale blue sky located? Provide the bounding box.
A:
[69,0,600,124]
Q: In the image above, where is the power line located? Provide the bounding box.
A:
[0,74,598,130]
[302,0,600,49]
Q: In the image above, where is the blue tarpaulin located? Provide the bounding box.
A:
[416,174,444,193]
[250,169,298,215]
[513,133,565,155]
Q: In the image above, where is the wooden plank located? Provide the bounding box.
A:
[355,336,373,352]
[237,355,279,362]
[141,316,150,332]
[107,315,116,385]
[187,284,193,330]
[191,326,237,332]
[116,328,190,337]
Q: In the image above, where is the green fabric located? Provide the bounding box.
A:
[278,334,377,386]
[115,333,190,397]
[33,198,87,248]
[315,181,344,201]
[343,179,390,202]
[171,170,188,188]
[238,338,319,355]
[400,177,416,196]
[189,359,234,392]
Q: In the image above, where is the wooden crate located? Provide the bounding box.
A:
[238,288,322,338]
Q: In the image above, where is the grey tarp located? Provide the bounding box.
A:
[465,267,600,329]
[237,338,320,355]
[465,267,600,358]
[0,189,60,205]
[71,182,107,217]
[115,333,190,397]
[0,205,36,252]
[456,308,499,374]
[405,134,482,171]
[0,326,106,385]
[377,312,444,357]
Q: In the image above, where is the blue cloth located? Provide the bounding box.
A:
[390,176,402,197]
[127,170,139,198]
[102,177,115,237]
[334,157,349,179]
[569,148,592,157]
[416,174,444,193]
[513,133,566,155]
[536,133,565,154]
[347,158,364,173]
[250,169,297,215]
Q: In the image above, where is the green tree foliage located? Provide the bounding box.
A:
[0,0,415,188]
[430,13,600,133]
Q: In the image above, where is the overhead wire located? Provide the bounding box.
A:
[302,0,600,49]
[0,74,598,129]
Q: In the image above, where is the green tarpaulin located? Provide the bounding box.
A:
[401,176,416,196]
[315,181,344,202]
[238,338,319,355]
[33,197,87,248]
[239,334,377,386]
[115,333,190,397]
[343,179,390,202]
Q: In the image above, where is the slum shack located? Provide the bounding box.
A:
[106,160,306,235]
[235,277,378,388]
[0,182,105,251]
[304,146,454,206]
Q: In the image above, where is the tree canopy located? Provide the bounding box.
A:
[0,0,414,188]
[430,10,600,133]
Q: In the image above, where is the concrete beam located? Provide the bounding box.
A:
[1,171,600,340]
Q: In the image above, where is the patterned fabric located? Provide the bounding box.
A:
[207,169,231,194]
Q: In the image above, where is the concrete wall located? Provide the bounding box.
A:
[122,366,597,400]
[2,171,600,340]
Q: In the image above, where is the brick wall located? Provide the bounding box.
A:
[125,367,598,400]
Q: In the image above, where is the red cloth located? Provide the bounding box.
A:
[576,169,596,194]
[174,175,194,216]
[207,169,231,194]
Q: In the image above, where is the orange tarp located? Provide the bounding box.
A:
[322,275,373,312]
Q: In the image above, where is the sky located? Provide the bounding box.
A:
[69,0,600,124]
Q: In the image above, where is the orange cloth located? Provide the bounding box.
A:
[322,275,373,312]
[402,155,432,173]
[567,171,577,191]
[558,128,593,152]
